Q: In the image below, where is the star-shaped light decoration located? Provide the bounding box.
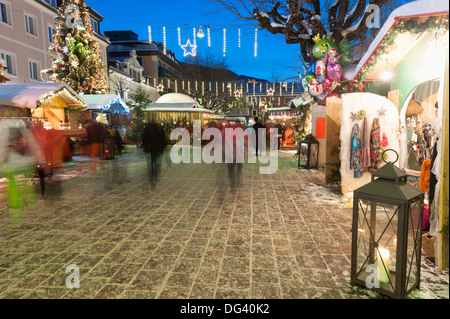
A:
[234,89,242,98]
[350,112,358,121]
[157,84,164,92]
[267,88,274,96]
[377,107,386,116]
[181,39,197,57]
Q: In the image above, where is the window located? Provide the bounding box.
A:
[0,1,11,25]
[48,26,56,43]
[28,60,40,80]
[90,18,99,33]
[25,14,38,36]
[0,51,16,76]
[44,0,57,7]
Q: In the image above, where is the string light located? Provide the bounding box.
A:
[223,28,226,56]
[148,25,152,42]
[163,26,167,54]
[177,27,181,46]
[207,27,211,47]
[238,28,241,48]
[193,27,197,47]
[254,28,258,57]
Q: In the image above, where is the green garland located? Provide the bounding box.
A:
[294,102,314,142]
[356,15,449,82]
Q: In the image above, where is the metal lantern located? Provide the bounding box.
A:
[297,134,319,169]
[350,151,425,299]
[101,136,115,160]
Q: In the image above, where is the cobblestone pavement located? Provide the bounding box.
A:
[0,147,448,299]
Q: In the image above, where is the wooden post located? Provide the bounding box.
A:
[439,57,449,270]
[325,96,342,184]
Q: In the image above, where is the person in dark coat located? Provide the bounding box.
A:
[252,117,266,157]
[274,121,283,150]
[142,121,166,186]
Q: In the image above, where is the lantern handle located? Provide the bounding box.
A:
[382,148,398,164]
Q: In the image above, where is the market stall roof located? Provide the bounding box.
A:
[287,94,314,108]
[145,92,214,113]
[82,94,130,115]
[0,82,87,109]
[346,0,449,81]
[267,106,298,113]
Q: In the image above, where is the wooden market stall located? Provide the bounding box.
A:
[82,94,130,127]
[0,82,87,130]
[343,0,449,269]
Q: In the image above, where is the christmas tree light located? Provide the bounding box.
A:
[48,0,108,94]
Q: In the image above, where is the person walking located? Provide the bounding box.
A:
[142,121,166,187]
[274,121,283,150]
[252,117,266,157]
[0,120,45,228]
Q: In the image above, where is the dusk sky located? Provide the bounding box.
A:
[85,0,303,82]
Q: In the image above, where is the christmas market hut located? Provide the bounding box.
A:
[0,82,87,129]
[344,0,448,270]
[81,94,130,126]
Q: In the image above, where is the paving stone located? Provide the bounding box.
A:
[0,148,447,299]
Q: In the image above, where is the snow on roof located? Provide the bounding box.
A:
[154,93,199,105]
[82,94,130,114]
[0,82,87,109]
[347,0,449,81]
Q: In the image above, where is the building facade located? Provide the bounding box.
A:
[0,0,109,85]
[105,30,183,87]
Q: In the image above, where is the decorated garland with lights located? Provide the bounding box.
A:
[355,14,449,83]
[48,0,108,94]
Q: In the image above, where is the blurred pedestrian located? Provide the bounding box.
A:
[0,120,45,228]
[274,121,283,150]
[86,121,106,171]
[142,121,166,187]
[223,120,246,188]
[252,117,265,157]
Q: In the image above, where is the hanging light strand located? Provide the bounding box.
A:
[163,26,167,54]
[223,28,226,56]
[254,28,258,57]
[148,25,152,42]
[207,27,211,47]
[238,28,241,48]
[177,27,181,46]
[193,27,197,47]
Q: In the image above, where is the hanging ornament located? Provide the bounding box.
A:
[157,84,164,92]
[197,26,205,38]
[267,88,274,96]
[181,39,197,57]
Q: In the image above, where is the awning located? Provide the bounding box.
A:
[0,82,87,109]
[82,94,130,115]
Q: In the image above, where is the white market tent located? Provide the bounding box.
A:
[145,93,214,114]
[0,82,87,109]
[82,94,130,115]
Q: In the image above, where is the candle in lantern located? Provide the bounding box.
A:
[377,247,390,284]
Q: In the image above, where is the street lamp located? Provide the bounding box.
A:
[350,150,425,298]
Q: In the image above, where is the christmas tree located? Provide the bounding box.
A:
[48,0,108,94]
